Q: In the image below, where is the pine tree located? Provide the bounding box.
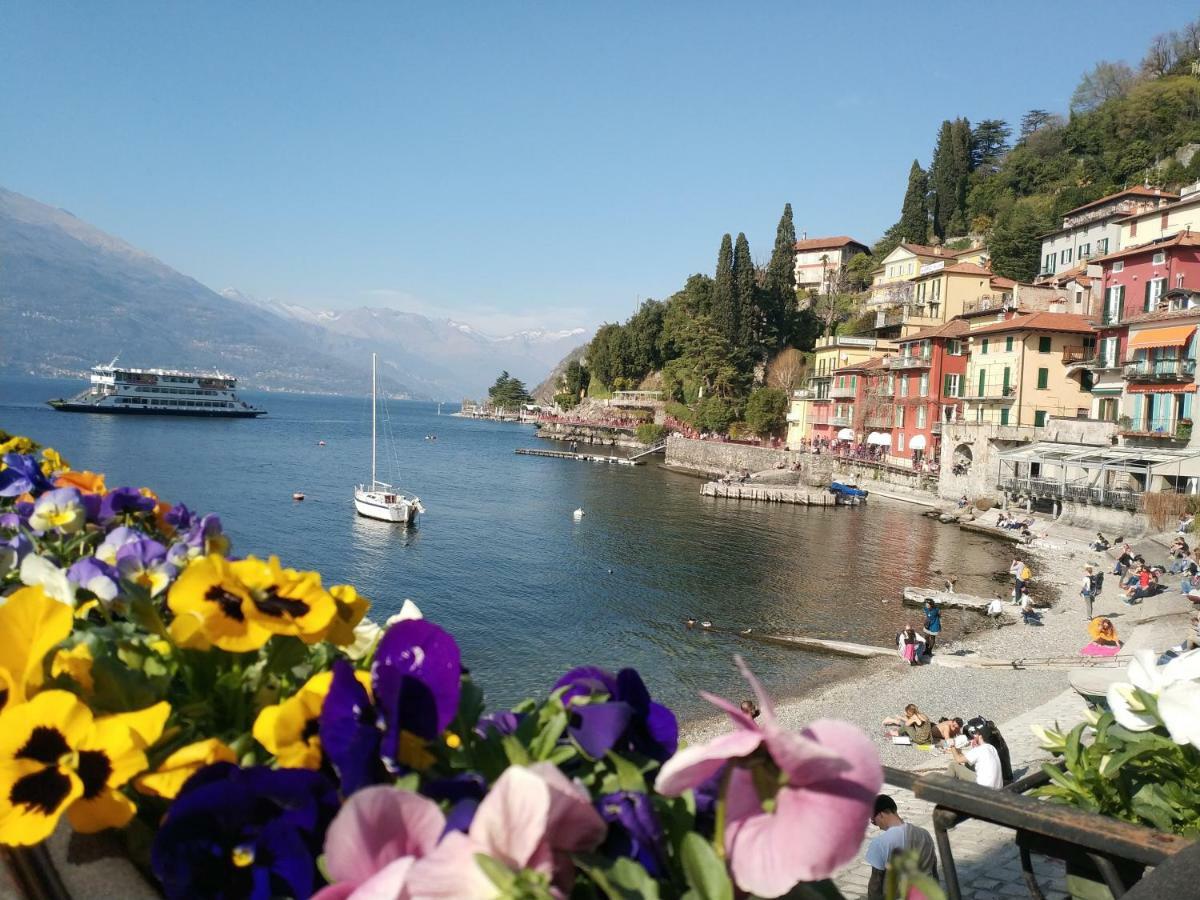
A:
[897,161,929,245]
[711,234,738,346]
[733,232,759,351]
[764,203,797,345]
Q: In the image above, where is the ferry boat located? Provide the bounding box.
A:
[47,359,266,418]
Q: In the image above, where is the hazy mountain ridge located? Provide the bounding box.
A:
[0,187,591,398]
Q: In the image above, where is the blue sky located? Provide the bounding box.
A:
[3,2,1197,334]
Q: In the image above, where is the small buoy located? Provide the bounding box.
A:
[573,508,584,520]
[700,620,712,629]
[318,441,326,446]
[293,492,305,501]
[607,568,613,574]
[741,628,752,635]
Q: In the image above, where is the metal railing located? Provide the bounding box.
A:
[996,477,1143,510]
[829,414,853,426]
[884,355,932,369]
[1118,417,1191,440]
[829,385,858,399]
[1061,346,1093,364]
[1122,358,1197,381]
[965,381,1017,400]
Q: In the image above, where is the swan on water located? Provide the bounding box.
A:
[573,508,584,520]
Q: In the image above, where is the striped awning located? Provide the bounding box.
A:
[1128,324,1196,350]
[1126,382,1197,393]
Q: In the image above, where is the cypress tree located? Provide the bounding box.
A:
[712,234,737,346]
[764,203,797,343]
[733,232,758,351]
[928,120,955,239]
[898,161,930,245]
[950,118,973,232]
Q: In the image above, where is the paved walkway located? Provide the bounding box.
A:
[834,689,1090,899]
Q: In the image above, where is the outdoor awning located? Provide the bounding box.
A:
[1128,324,1196,350]
[837,428,854,441]
[995,440,1200,478]
[1126,382,1197,394]
[910,434,927,450]
[866,432,883,445]
[877,433,892,447]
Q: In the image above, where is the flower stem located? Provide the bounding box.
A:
[712,765,733,860]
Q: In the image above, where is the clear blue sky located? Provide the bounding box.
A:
[3,2,1197,334]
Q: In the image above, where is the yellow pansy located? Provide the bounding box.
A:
[0,436,36,456]
[135,739,236,799]
[0,586,72,714]
[38,448,68,477]
[323,584,370,646]
[253,669,371,769]
[167,555,337,652]
[0,692,169,845]
[51,644,95,694]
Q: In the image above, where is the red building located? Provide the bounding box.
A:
[1096,231,1200,315]
[875,319,970,464]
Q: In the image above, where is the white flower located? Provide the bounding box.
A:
[1106,648,1200,744]
[19,554,75,605]
[345,617,384,661]
[385,598,423,626]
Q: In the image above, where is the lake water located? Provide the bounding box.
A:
[1,376,1010,717]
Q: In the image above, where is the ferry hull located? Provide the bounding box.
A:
[47,401,266,418]
[354,495,419,524]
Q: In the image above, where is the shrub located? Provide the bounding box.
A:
[744,387,789,437]
[636,423,668,444]
[554,392,579,411]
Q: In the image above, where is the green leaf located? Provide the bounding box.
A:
[577,854,662,900]
[607,751,649,794]
[529,708,568,761]
[501,735,531,766]
[680,833,732,900]
[475,854,517,893]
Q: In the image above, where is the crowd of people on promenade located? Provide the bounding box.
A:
[537,412,647,430]
[881,704,1013,789]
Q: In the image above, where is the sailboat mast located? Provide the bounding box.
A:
[371,352,377,488]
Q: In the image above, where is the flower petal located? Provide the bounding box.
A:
[528,762,607,853]
[1106,683,1157,732]
[1126,651,1164,694]
[1162,647,1200,686]
[654,728,764,796]
[324,786,445,885]
[407,830,499,899]
[568,701,633,758]
[1158,681,1200,746]
[469,766,550,870]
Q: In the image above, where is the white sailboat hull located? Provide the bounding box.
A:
[354,487,422,524]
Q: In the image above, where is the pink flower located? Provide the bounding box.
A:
[656,657,882,898]
[407,762,607,898]
[314,786,445,900]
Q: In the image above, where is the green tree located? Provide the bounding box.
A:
[1071,60,1136,113]
[711,234,738,347]
[744,387,789,437]
[929,118,972,238]
[844,251,875,292]
[488,371,531,410]
[732,232,760,352]
[694,396,737,434]
[989,200,1052,282]
[897,160,930,245]
[1018,109,1057,141]
[971,119,1011,171]
[624,299,666,375]
[764,203,798,343]
[563,360,589,397]
[588,323,632,389]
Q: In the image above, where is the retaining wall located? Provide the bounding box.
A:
[664,435,798,477]
[535,422,644,449]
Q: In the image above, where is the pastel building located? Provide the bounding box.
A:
[879,319,970,463]
[1117,181,1200,248]
[1118,306,1199,445]
[800,334,894,444]
[792,236,869,295]
[1038,186,1176,278]
[962,312,1095,427]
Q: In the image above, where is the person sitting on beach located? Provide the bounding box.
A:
[865,794,937,900]
[738,700,761,719]
[1120,560,1145,591]
[1113,544,1133,577]
[985,597,1005,619]
[1168,537,1191,573]
[1181,551,1200,593]
[1178,513,1194,534]
[957,494,968,509]
[896,626,926,666]
[1019,588,1041,625]
[1124,564,1157,604]
[932,717,964,747]
[964,716,1014,783]
[947,731,1003,788]
[1088,617,1120,647]
[1090,532,1110,552]
[882,704,933,744]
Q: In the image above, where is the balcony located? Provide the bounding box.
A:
[862,414,894,428]
[1118,417,1192,441]
[1122,358,1197,381]
[1061,346,1093,364]
[965,381,1017,401]
[962,293,1015,316]
[829,384,858,399]
[830,414,853,427]
[883,355,932,369]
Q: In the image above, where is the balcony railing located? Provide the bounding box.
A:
[1118,417,1192,440]
[883,355,932,369]
[829,414,853,427]
[1061,346,1094,364]
[829,385,858,399]
[965,382,1017,401]
[962,293,1015,315]
[1122,358,1197,381]
[862,415,894,428]
[996,477,1142,510]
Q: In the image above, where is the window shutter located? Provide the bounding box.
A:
[1144,279,1152,312]
[1037,368,1048,389]
[943,374,952,395]
[1117,285,1124,320]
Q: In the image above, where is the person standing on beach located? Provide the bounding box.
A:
[1009,558,1031,604]
[922,599,942,654]
[1081,565,1099,620]
[865,795,937,900]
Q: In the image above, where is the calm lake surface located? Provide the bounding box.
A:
[1,376,1009,717]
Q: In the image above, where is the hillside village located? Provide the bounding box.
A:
[533,19,1200,523]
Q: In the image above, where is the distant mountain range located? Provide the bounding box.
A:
[0,186,591,398]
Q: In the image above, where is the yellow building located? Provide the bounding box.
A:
[962,312,1095,427]
[1118,186,1200,248]
[790,334,895,445]
[875,262,1015,339]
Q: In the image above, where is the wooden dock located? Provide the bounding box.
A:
[694,623,895,659]
[902,586,1003,614]
[700,482,839,506]
[514,448,641,466]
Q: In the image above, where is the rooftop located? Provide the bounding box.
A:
[833,355,889,374]
[1121,304,1200,327]
[1063,186,1176,219]
[1091,230,1200,265]
[794,235,867,252]
[899,318,970,342]
[968,311,1095,337]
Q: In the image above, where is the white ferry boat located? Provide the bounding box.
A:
[47,359,266,418]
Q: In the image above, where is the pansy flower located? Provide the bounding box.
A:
[324,585,371,647]
[135,739,238,800]
[597,790,665,876]
[55,469,106,496]
[28,487,86,534]
[0,691,168,844]
[19,555,74,605]
[0,453,51,498]
[150,762,338,900]
[98,486,157,523]
[66,557,121,605]
[38,448,68,478]
[320,619,462,794]
[0,586,72,714]
[115,537,177,597]
[553,666,678,762]
[167,554,337,652]
[95,526,149,565]
[253,669,372,770]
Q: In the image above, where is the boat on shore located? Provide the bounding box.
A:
[353,352,424,525]
[47,358,265,418]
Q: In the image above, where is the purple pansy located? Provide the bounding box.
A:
[474,709,523,739]
[115,537,177,597]
[96,526,149,565]
[164,502,194,531]
[598,791,666,877]
[151,763,337,900]
[0,453,51,497]
[170,513,229,564]
[553,666,679,762]
[67,557,122,604]
[99,486,156,522]
[320,619,462,795]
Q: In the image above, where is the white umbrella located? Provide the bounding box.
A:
[837,428,854,441]
[910,434,927,450]
[878,433,892,447]
[866,432,882,445]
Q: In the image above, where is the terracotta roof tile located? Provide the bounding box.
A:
[899,319,971,342]
[1120,305,1200,326]
[968,311,1095,336]
[833,355,889,374]
[1092,231,1200,265]
[1063,186,1177,218]
[793,236,868,252]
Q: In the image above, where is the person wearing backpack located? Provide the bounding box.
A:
[1081,565,1102,620]
[1010,558,1031,604]
[964,716,1014,784]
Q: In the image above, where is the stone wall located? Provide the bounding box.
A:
[536,422,644,450]
[664,435,799,477]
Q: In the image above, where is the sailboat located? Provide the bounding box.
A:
[354,353,425,524]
